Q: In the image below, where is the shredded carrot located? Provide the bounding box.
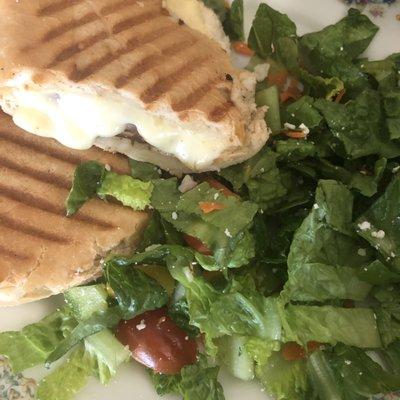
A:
[199,201,225,214]
[203,177,237,198]
[285,130,307,139]
[335,89,346,103]
[267,70,289,88]
[232,41,254,56]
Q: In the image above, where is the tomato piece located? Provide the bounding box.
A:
[268,70,289,88]
[183,234,212,256]
[282,342,306,361]
[232,41,254,56]
[116,308,198,375]
[282,341,323,361]
[203,177,237,198]
[199,201,225,214]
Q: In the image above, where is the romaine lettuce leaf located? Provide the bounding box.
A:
[151,179,258,269]
[97,171,153,210]
[129,159,162,181]
[223,0,244,41]
[37,346,92,400]
[66,161,106,216]
[104,259,169,319]
[285,180,372,302]
[299,9,378,96]
[248,3,298,70]
[0,307,76,372]
[150,354,224,400]
[314,90,400,159]
[356,174,400,272]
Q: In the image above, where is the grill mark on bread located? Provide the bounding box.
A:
[0,244,31,261]
[47,31,108,67]
[140,56,208,103]
[112,10,161,35]
[209,100,234,122]
[0,156,71,190]
[172,79,219,112]
[0,133,83,165]
[0,215,71,244]
[43,12,99,42]
[115,38,197,89]
[70,24,178,82]
[37,0,82,16]
[0,184,115,230]
[100,0,142,15]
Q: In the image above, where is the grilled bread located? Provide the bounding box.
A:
[0,112,149,307]
[0,0,269,174]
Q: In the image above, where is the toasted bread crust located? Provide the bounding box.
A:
[0,112,149,306]
[0,0,268,169]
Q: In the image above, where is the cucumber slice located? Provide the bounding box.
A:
[256,85,281,134]
[65,285,108,321]
[218,336,255,381]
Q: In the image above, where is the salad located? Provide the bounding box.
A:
[1,1,400,400]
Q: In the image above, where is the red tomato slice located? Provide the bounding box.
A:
[116,308,198,375]
[183,234,212,256]
[282,341,323,361]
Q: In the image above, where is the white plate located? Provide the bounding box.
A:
[1,1,399,399]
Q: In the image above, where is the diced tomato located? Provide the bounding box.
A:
[203,177,237,198]
[116,308,198,375]
[268,70,290,88]
[183,234,212,256]
[282,341,323,361]
[199,201,225,214]
[285,130,307,139]
[282,342,306,361]
[232,41,254,56]
[280,79,303,103]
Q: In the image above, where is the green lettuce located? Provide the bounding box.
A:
[129,159,161,181]
[223,0,244,41]
[151,179,258,269]
[66,161,106,216]
[97,171,153,210]
[150,354,224,400]
[248,3,298,70]
[0,307,76,372]
[285,180,372,302]
[356,174,400,272]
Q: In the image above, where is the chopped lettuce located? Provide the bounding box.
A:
[0,307,76,372]
[248,3,298,70]
[66,161,106,216]
[285,180,372,302]
[150,354,224,400]
[223,0,244,42]
[356,175,400,272]
[97,171,153,210]
[129,159,162,181]
[151,179,258,269]
[104,258,169,319]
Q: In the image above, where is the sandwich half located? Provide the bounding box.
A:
[0,112,149,307]
[0,0,269,175]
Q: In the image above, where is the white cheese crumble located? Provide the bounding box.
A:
[214,192,220,200]
[254,63,270,82]
[313,203,319,210]
[299,123,310,135]
[371,230,385,239]
[284,122,296,130]
[358,221,371,231]
[136,320,146,330]
[224,228,233,238]
[357,248,367,257]
[171,211,178,220]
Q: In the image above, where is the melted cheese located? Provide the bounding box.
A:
[6,89,236,170]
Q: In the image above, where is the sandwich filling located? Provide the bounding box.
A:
[1,70,267,172]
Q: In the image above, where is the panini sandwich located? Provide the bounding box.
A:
[0,112,148,307]
[0,0,269,174]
